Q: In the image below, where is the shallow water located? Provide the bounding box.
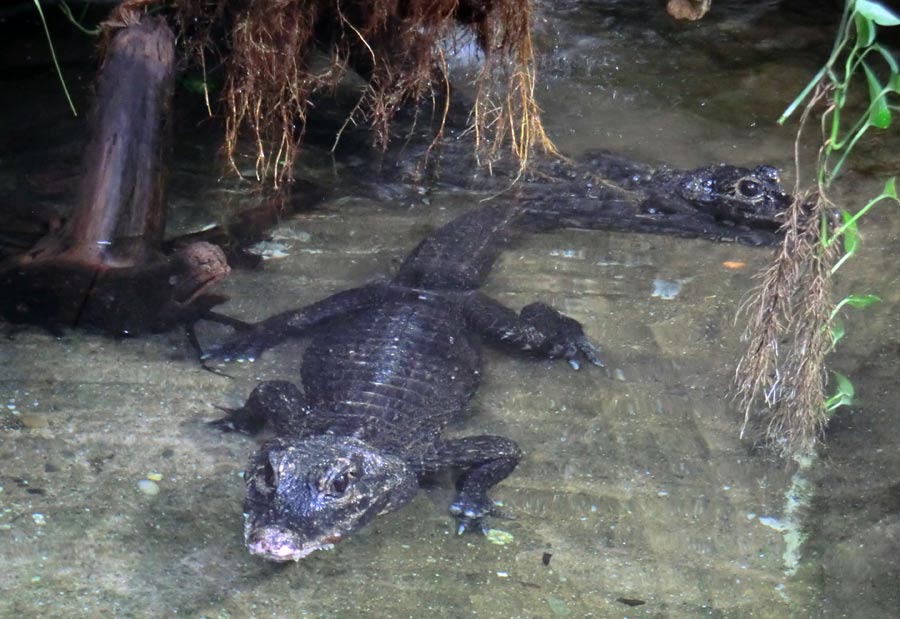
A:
[2,2,900,618]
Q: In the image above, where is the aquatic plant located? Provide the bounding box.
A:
[735,0,899,457]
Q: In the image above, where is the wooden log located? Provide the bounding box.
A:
[63,14,175,266]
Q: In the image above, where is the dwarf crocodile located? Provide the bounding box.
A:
[206,153,789,562]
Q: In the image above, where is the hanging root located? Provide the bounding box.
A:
[471,0,556,174]
[734,83,839,457]
[168,0,551,184]
[734,191,838,456]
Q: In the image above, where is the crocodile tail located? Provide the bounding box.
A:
[394,203,524,291]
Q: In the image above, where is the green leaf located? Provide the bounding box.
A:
[863,61,892,128]
[856,0,900,26]
[825,371,855,412]
[830,318,846,347]
[855,12,876,46]
[844,293,882,308]
[885,176,898,199]
[841,209,859,253]
[833,371,855,399]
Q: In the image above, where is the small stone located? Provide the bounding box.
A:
[485,528,515,545]
[247,240,291,260]
[146,472,163,482]
[651,278,682,300]
[137,479,160,495]
[547,596,570,616]
[20,415,49,429]
[667,0,712,21]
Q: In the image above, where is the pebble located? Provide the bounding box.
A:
[651,278,682,300]
[547,596,571,616]
[137,479,160,495]
[20,415,49,429]
[485,528,515,545]
[247,240,291,260]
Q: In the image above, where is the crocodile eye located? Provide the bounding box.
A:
[737,179,762,199]
[331,471,354,494]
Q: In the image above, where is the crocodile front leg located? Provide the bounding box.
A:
[209,380,316,437]
[203,282,385,362]
[463,293,604,369]
[419,435,522,534]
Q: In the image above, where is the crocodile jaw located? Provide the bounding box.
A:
[244,519,341,562]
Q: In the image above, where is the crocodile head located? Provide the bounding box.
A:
[672,163,791,229]
[242,435,418,562]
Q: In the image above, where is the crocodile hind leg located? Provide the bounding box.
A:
[463,292,604,369]
[420,435,522,534]
[209,380,313,437]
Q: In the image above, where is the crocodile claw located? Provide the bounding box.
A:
[450,495,496,536]
[574,335,604,368]
[457,519,489,536]
[555,335,604,370]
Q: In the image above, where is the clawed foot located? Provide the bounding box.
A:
[547,333,604,370]
[450,493,506,535]
[521,303,604,370]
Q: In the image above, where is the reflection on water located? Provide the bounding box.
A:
[2,1,899,617]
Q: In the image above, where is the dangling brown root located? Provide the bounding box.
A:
[733,82,840,457]
[470,0,556,174]
[734,190,838,457]
[166,0,552,184]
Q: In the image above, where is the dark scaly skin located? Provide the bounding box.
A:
[207,159,790,562]
[388,132,792,245]
[206,203,603,561]
[515,150,791,245]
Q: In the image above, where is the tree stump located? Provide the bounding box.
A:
[0,13,229,334]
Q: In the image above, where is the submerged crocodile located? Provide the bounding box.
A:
[207,153,790,562]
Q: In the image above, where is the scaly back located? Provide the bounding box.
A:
[393,203,523,291]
